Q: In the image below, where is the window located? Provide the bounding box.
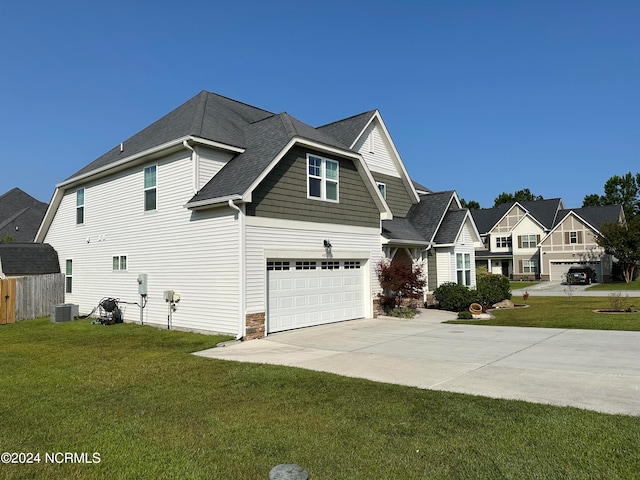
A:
[321,261,340,270]
[344,261,361,269]
[568,231,584,244]
[144,165,157,211]
[112,255,127,271]
[307,154,338,201]
[523,259,537,274]
[295,261,317,270]
[267,261,290,271]
[456,253,471,286]
[519,234,538,249]
[377,182,387,199]
[65,259,73,293]
[76,189,84,224]
[496,236,512,248]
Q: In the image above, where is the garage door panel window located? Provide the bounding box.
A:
[296,261,317,270]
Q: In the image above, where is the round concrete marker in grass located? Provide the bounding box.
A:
[269,463,309,480]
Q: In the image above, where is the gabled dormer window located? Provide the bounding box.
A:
[377,182,387,199]
[307,154,338,202]
[76,189,85,224]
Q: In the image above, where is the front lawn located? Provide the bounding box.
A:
[1,318,638,479]
[447,296,640,330]
[509,281,539,290]
[587,278,640,291]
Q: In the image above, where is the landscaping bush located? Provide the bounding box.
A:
[376,259,426,309]
[474,273,511,306]
[433,282,474,312]
[457,311,473,320]
[388,306,417,318]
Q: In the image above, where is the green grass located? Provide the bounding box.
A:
[509,281,539,290]
[448,296,640,330]
[1,318,639,479]
[587,278,640,291]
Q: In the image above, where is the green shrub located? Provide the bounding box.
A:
[388,306,417,318]
[457,311,473,320]
[433,282,474,312]
[474,274,511,306]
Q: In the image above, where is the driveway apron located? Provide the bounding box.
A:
[195,311,640,416]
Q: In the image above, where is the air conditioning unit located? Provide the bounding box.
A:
[50,303,79,323]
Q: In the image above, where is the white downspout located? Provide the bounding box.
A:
[228,199,245,340]
[183,140,199,195]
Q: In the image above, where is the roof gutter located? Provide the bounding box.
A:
[184,194,243,210]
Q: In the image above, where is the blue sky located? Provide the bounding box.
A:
[1,1,638,209]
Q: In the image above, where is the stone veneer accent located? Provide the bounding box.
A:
[245,312,265,340]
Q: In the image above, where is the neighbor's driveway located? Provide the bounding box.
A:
[195,311,640,416]
[512,281,640,297]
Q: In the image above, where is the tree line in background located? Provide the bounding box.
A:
[459,171,640,283]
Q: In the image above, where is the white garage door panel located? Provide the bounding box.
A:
[549,261,602,282]
[267,260,365,333]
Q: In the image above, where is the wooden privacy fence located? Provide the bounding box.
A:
[0,273,65,324]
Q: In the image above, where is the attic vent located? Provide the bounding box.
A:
[120,143,124,153]
[50,303,79,323]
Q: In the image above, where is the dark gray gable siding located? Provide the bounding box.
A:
[247,146,380,228]
[371,172,414,217]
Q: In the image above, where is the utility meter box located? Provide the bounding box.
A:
[137,274,148,295]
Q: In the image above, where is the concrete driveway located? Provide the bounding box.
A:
[195,310,640,416]
[512,281,640,297]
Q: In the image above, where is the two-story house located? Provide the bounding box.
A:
[37,91,482,338]
[472,199,623,282]
[37,92,393,339]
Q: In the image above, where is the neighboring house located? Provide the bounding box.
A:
[37,91,394,338]
[0,188,48,242]
[472,199,623,282]
[318,113,481,292]
[539,205,624,282]
[0,243,60,278]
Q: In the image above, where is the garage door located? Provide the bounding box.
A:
[549,261,602,282]
[267,259,365,333]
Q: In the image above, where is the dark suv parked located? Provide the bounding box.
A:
[566,266,597,285]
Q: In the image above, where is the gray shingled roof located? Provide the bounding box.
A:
[411,180,432,193]
[316,111,376,148]
[470,198,563,234]
[381,217,427,243]
[0,188,48,242]
[66,91,274,181]
[0,243,60,276]
[405,191,456,243]
[555,205,623,231]
[433,209,468,244]
[188,112,353,203]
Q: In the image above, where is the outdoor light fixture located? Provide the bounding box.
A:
[323,239,332,249]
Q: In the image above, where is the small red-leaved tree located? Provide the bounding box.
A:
[376,259,426,310]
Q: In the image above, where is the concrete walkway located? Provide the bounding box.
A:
[195,310,640,416]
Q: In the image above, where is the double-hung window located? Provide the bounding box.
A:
[76,189,84,224]
[520,234,538,249]
[523,259,537,274]
[112,255,127,271]
[456,253,471,286]
[496,236,511,248]
[307,154,338,202]
[144,165,157,211]
[65,259,73,293]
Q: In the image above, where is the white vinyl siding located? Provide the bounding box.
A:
[43,152,241,335]
[352,122,398,177]
[245,218,380,319]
